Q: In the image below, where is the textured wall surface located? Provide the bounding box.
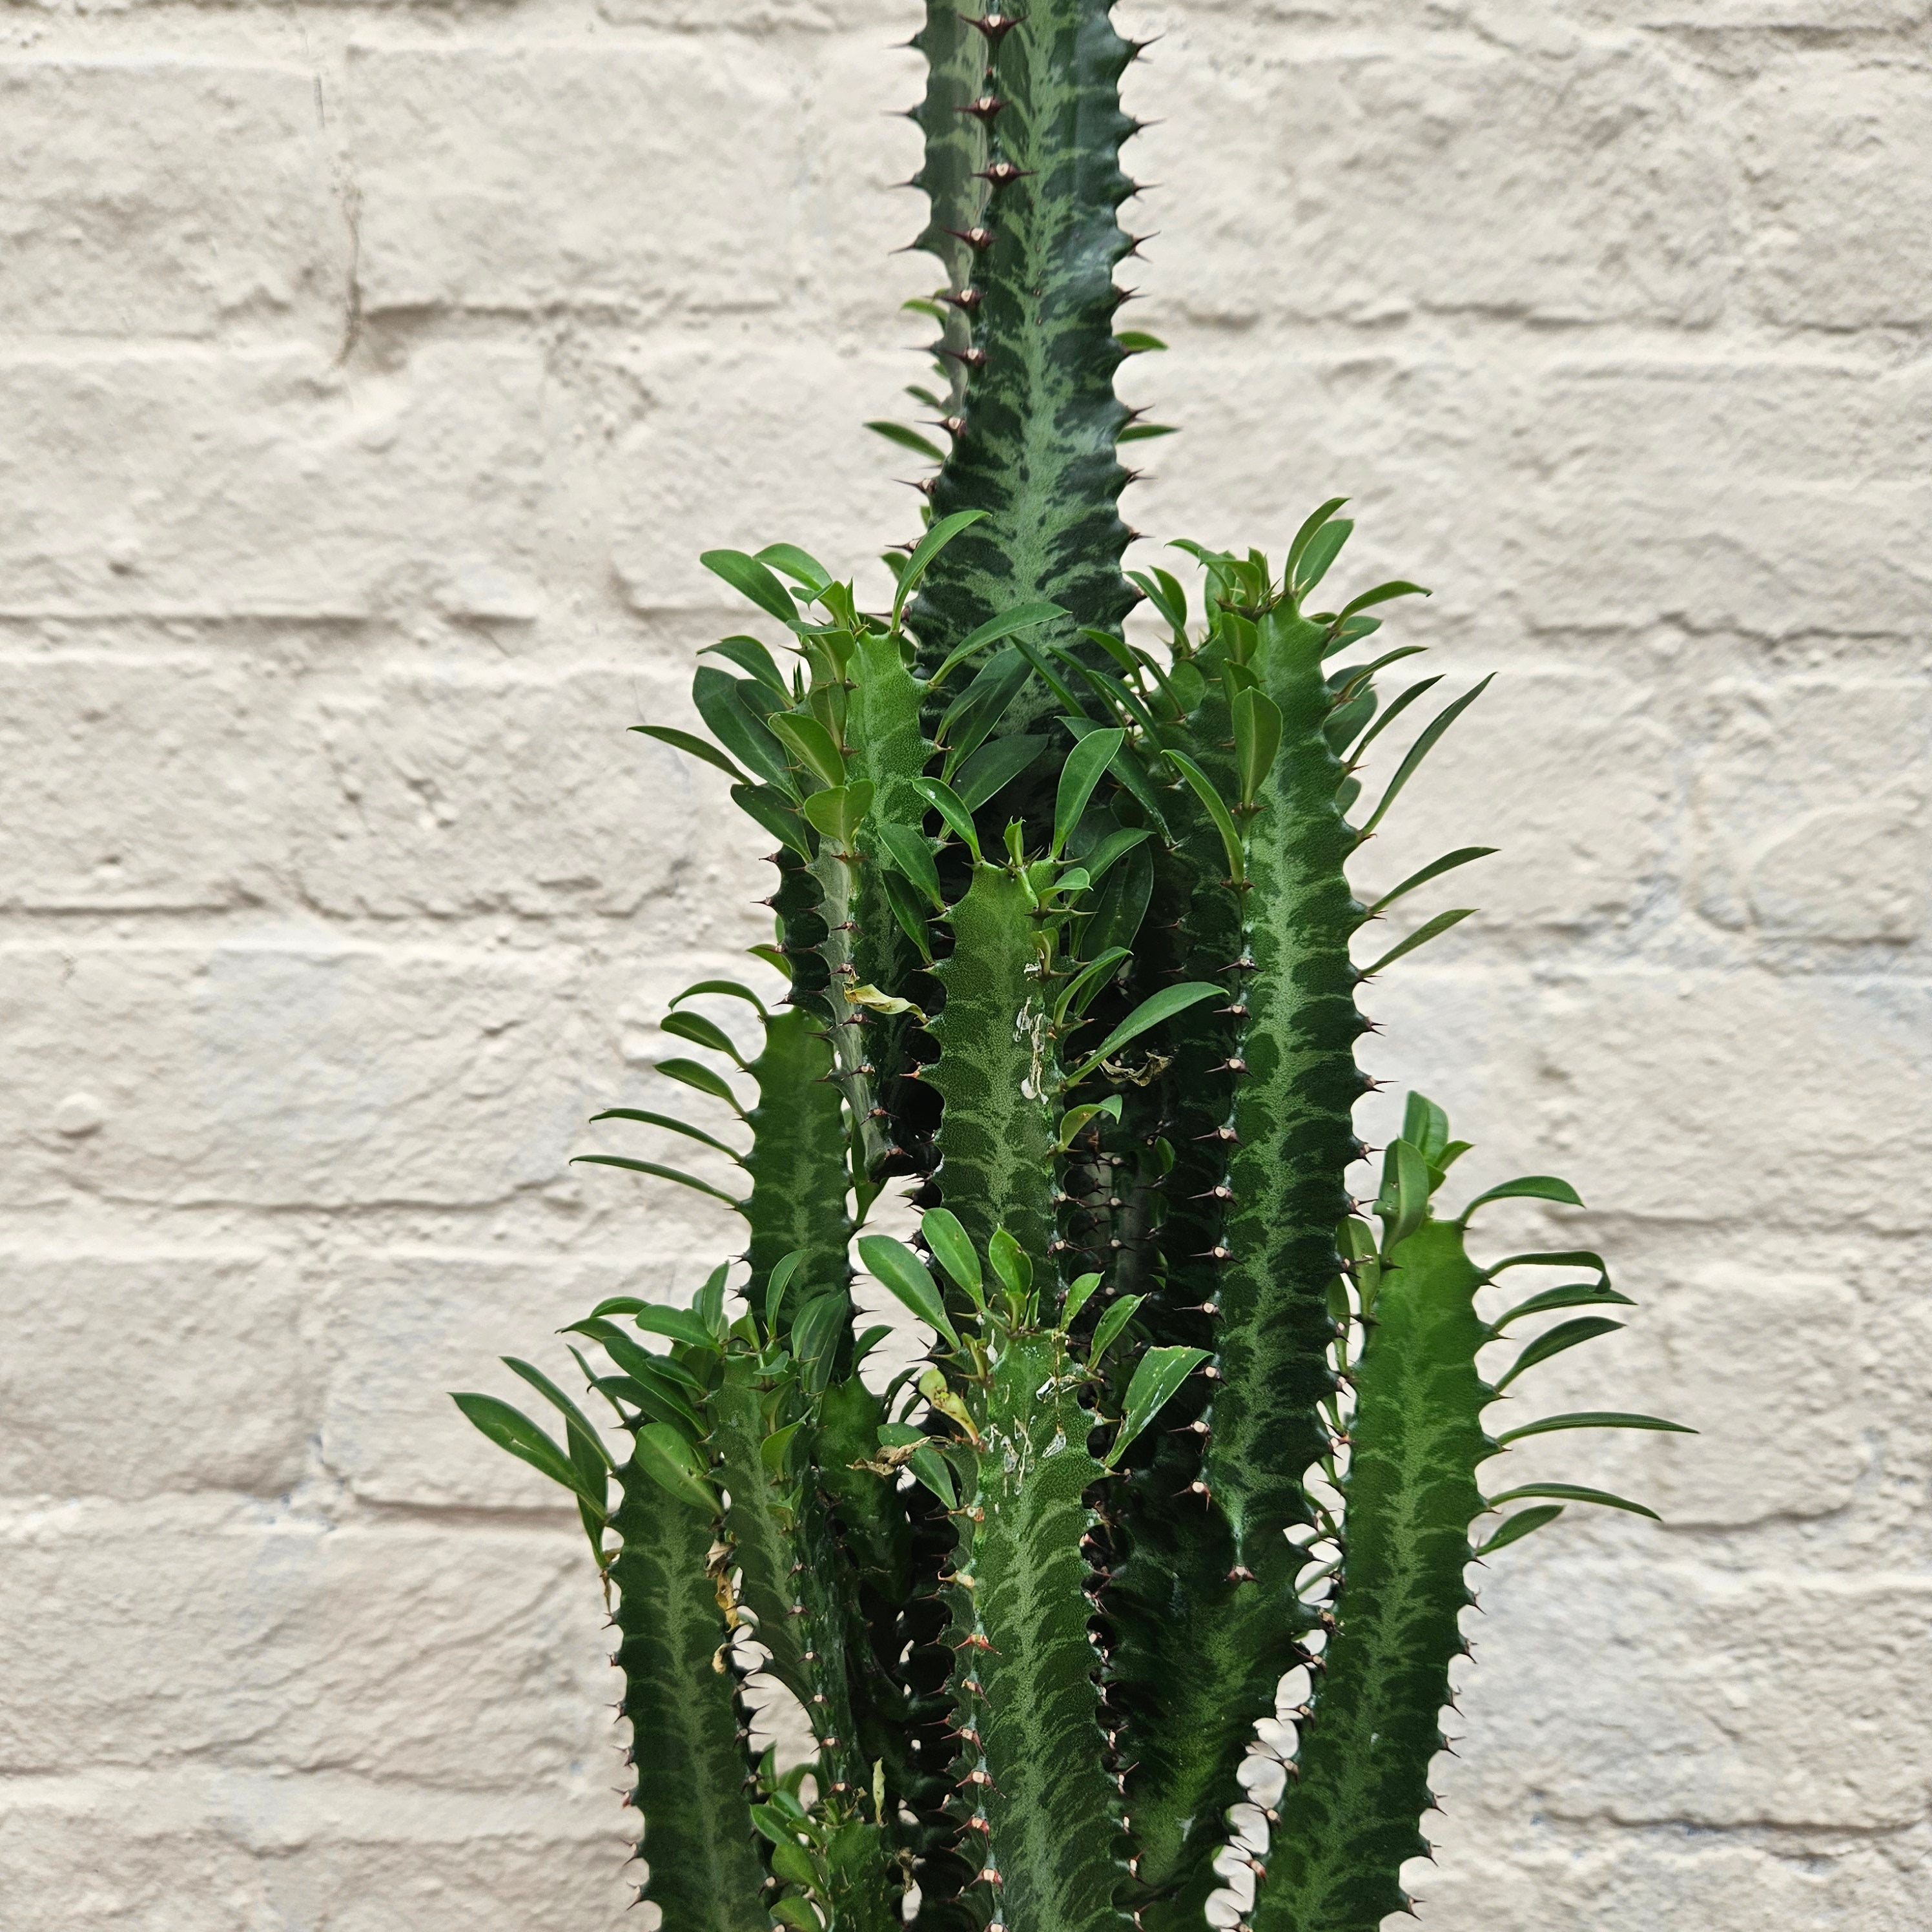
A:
[3,1,1928,1926]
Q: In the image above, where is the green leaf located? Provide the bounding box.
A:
[1486,1282,1635,1335]
[1380,1139,1432,1251]
[908,1443,958,1509]
[955,734,1048,812]
[1357,674,1495,838]
[1231,686,1284,808]
[753,544,831,592]
[874,821,943,909]
[1359,906,1477,977]
[452,1393,599,1504]
[1495,1412,1696,1447]
[701,549,803,630]
[588,1300,720,1351]
[866,420,946,462]
[1286,497,1349,581]
[1076,827,1152,888]
[927,601,1069,688]
[1054,1095,1122,1153]
[630,724,747,786]
[1461,1173,1586,1218]
[634,1421,721,1513]
[729,783,813,859]
[766,712,847,790]
[1118,422,1178,444]
[1053,947,1130,1027]
[768,1840,819,1889]
[791,1292,848,1389]
[655,1060,746,1116]
[910,776,981,862]
[986,1227,1033,1305]
[1064,715,1169,837]
[571,1155,745,1209]
[893,509,986,627]
[763,1249,805,1341]
[1115,331,1168,353]
[1107,1346,1209,1466]
[1087,1293,1144,1368]
[760,1419,805,1475]
[699,633,791,696]
[588,1109,745,1164]
[502,1357,613,1470]
[1364,847,1497,917]
[1163,749,1245,883]
[1475,1503,1565,1556]
[921,1208,984,1308]
[856,1234,960,1347]
[1485,1248,1610,1282]
[672,978,770,1022]
[692,667,796,794]
[1053,727,1125,858]
[1060,1271,1104,1327]
[1335,580,1431,622]
[1293,518,1354,598]
[770,1898,822,1932]
[1492,1315,1625,1393]
[1066,981,1225,1086]
[1486,1482,1660,1523]
[801,779,874,850]
[659,1009,748,1067]
[880,869,937,960]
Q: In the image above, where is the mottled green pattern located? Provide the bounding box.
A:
[927,865,1057,1261]
[945,1330,1134,1932]
[910,0,1138,673]
[1255,1218,1490,1932]
[1210,608,1366,1559]
[608,1465,768,1932]
[809,630,932,1176]
[743,1007,852,1331]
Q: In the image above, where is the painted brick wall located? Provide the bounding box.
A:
[3,1,1927,1926]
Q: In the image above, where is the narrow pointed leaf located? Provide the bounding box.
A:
[928,601,1071,688]
[588,1109,745,1165]
[1487,1282,1635,1333]
[766,712,847,790]
[571,1155,745,1209]
[1293,517,1353,597]
[920,1208,984,1307]
[1485,1249,1610,1282]
[867,420,947,462]
[692,668,795,793]
[1163,749,1245,882]
[729,783,812,859]
[1107,1346,1209,1466]
[1463,1174,1586,1218]
[1336,580,1431,622]
[956,734,1048,812]
[856,1234,960,1348]
[1486,1482,1660,1522]
[1348,673,1443,763]
[699,634,791,696]
[452,1393,599,1505]
[659,1011,747,1066]
[701,549,802,630]
[1066,981,1224,1085]
[630,725,748,786]
[1365,847,1498,916]
[1231,686,1283,808]
[1360,906,1477,976]
[1060,1272,1104,1328]
[1087,1293,1144,1369]
[910,776,981,861]
[657,1056,746,1119]
[1053,727,1125,858]
[1358,674,1495,837]
[1492,1315,1625,1392]
[892,509,986,626]
[1475,1503,1565,1556]
[502,1357,613,1470]
[587,1300,719,1351]
[634,1421,722,1512]
[1495,1411,1696,1446]
[1286,497,1349,580]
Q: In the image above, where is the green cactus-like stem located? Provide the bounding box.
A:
[745,1005,854,1333]
[925,864,1058,1262]
[609,1463,769,1931]
[942,1328,1135,1932]
[909,1,987,409]
[1253,1214,1490,1932]
[910,0,1140,673]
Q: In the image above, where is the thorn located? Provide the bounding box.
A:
[943,347,991,369]
[943,287,985,313]
[957,96,1009,124]
[1227,1565,1255,1583]
[965,12,1023,45]
[976,162,1034,188]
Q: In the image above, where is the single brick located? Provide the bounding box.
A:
[0,1253,316,1500]
[0,345,542,621]
[347,43,797,314]
[0,61,340,338]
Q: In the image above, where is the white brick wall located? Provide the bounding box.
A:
[2,1,1926,1926]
